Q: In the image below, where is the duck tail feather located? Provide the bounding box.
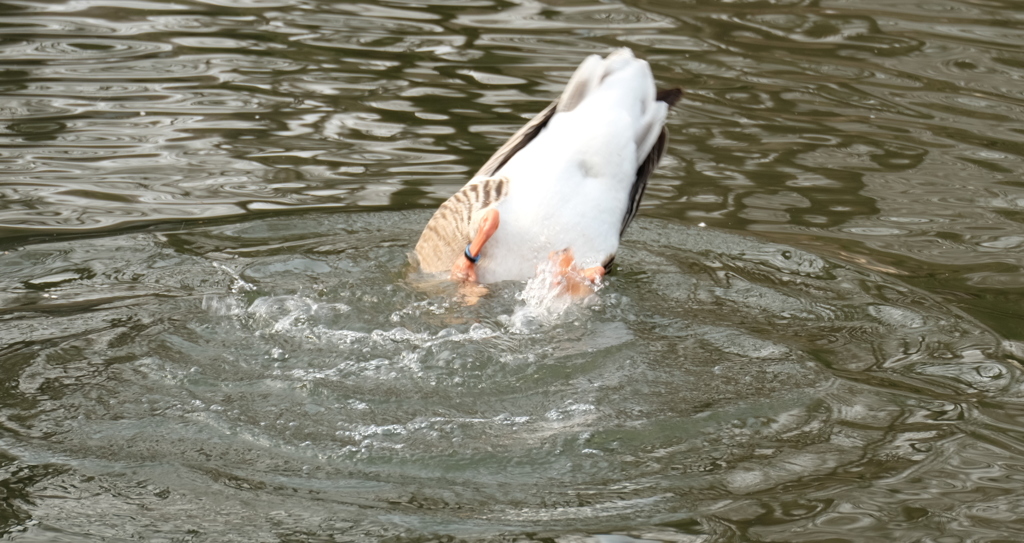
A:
[556,54,604,113]
[656,87,684,108]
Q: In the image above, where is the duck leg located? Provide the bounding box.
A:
[451,208,500,283]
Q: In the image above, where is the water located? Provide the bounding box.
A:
[2,0,1024,541]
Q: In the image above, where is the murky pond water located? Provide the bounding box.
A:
[2,0,1024,541]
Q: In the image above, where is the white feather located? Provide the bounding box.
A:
[471,48,669,283]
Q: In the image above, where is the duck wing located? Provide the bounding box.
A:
[621,87,683,235]
[414,174,509,273]
[415,92,559,274]
[475,101,558,178]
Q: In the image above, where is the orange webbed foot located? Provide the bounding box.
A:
[458,282,489,306]
[451,254,477,283]
[548,249,604,298]
[582,265,606,285]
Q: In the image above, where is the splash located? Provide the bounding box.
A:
[505,256,604,333]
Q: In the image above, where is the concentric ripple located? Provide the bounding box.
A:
[0,211,1016,540]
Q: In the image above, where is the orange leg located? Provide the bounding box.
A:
[451,208,500,283]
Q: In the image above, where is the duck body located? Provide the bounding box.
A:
[415,48,680,285]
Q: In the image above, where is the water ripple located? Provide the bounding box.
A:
[3,0,1024,539]
[0,209,1019,540]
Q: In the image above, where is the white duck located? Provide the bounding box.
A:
[415,48,680,292]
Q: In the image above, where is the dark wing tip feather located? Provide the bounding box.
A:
[619,89,682,235]
[656,88,684,108]
[475,100,558,178]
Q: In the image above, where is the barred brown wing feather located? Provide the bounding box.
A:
[414,176,509,273]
